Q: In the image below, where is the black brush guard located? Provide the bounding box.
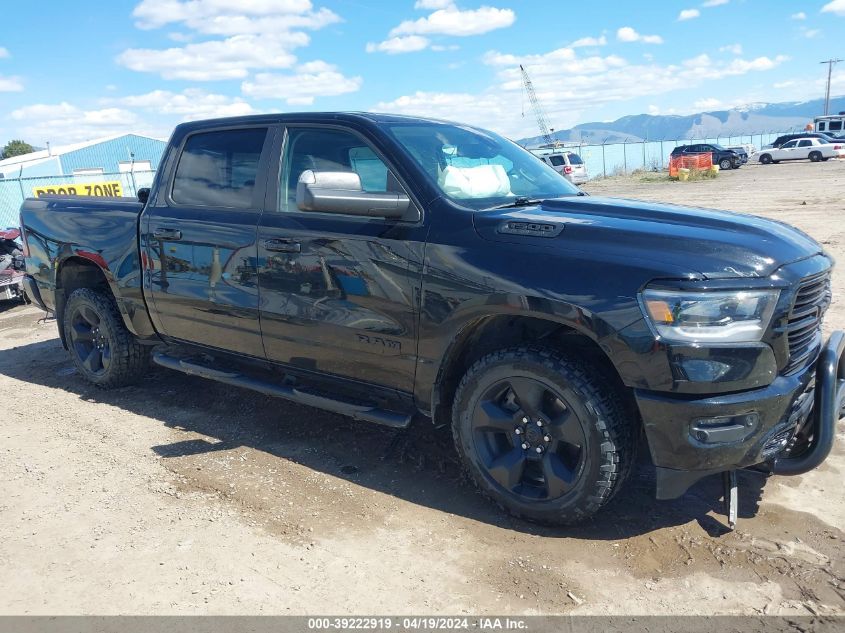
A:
[773,330,845,475]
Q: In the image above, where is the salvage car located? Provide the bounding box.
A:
[670,143,741,170]
[20,113,844,527]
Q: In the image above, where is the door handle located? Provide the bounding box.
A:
[153,227,182,241]
[264,238,301,253]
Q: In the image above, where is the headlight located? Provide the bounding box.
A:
[641,288,779,343]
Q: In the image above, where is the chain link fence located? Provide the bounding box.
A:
[542,130,795,180]
[0,170,156,228]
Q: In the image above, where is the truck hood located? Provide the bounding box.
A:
[473,196,824,279]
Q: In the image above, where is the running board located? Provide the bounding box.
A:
[152,351,412,429]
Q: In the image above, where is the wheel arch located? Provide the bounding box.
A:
[55,255,128,349]
[429,311,636,430]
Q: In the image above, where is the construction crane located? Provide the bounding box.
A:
[520,64,557,147]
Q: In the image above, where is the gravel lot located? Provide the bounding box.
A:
[1,159,843,615]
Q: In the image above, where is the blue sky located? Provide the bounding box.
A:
[1,0,844,145]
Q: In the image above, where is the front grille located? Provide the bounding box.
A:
[784,272,831,374]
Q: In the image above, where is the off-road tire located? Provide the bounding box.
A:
[759,154,773,165]
[452,346,635,525]
[63,288,150,388]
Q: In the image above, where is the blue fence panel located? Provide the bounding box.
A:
[0,171,156,229]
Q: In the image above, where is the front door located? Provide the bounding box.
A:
[141,126,273,357]
[256,126,426,394]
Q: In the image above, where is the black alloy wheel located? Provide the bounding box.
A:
[452,347,634,525]
[69,302,112,376]
[470,376,586,501]
[62,288,150,388]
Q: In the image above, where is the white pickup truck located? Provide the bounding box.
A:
[757,137,845,164]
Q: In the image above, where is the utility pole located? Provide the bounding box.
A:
[820,58,843,115]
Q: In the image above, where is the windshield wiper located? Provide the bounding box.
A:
[485,192,585,210]
[485,197,545,210]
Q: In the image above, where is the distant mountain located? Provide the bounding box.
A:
[518,95,845,147]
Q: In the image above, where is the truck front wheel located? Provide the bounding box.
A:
[452,347,635,525]
[63,288,150,388]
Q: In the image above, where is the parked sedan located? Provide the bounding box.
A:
[757,138,845,164]
[767,132,840,148]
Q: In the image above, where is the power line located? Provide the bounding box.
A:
[820,58,843,116]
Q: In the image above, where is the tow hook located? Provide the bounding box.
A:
[723,470,738,530]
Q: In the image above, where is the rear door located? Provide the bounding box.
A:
[796,139,813,159]
[141,125,274,357]
[255,125,426,394]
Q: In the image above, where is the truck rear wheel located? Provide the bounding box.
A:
[452,346,634,525]
[63,288,150,388]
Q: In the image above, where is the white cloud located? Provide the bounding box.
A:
[0,47,9,59]
[791,12,807,20]
[0,75,23,92]
[431,44,460,52]
[801,27,822,38]
[702,0,728,6]
[414,0,454,8]
[678,9,700,20]
[373,91,515,129]
[241,61,362,105]
[647,105,660,115]
[131,0,339,33]
[570,35,607,48]
[390,5,515,37]
[821,0,845,16]
[616,27,663,44]
[366,35,430,54]
[719,43,742,54]
[693,97,723,110]
[117,34,306,80]
[119,1,341,80]
[9,103,141,144]
[774,80,797,89]
[114,89,256,120]
[374,47,794,139]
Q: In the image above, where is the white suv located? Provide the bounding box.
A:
[533,150,589,184]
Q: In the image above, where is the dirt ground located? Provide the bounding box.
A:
[1,160,843,615]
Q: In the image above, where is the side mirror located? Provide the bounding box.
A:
[296,170,411,219]
[137,188,150,204]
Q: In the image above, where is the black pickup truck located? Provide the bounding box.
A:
[20,113,845,526]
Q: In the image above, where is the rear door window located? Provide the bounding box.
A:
[798,140,813,147]
[172,128,268,208]
[566,153,583,165]
[548,155,565,167]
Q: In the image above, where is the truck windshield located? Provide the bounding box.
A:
[385,122,580,210]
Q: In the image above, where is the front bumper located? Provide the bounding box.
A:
[0,273,24,301]
[637,331,845,498]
